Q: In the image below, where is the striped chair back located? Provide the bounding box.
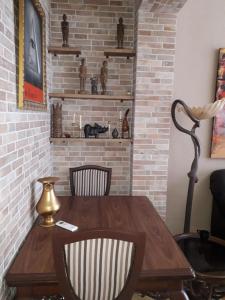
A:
[53,229,145,300]
[70,165,112,196]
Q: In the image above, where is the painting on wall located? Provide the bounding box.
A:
[211,48,225,158]
[18,0,47,110]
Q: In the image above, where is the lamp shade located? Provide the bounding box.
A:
[179,99,225,120]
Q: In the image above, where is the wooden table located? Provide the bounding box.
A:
[6,196,194,299]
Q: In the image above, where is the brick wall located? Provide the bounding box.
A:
[0,1,51,299]
[50,0,135,195]
[132,0,187,218]
[0,0,192,298]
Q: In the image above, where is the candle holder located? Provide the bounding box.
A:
[72,122,79,138]
[79,126,83,138]
[108,121,111,138]
[119,117,122,138]
[36,177,60,227]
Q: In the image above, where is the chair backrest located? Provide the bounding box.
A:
[69,165,112,196]
[53,229,145,300]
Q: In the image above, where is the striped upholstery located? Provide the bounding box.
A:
[64,238,134,300]
[71,167,111,196]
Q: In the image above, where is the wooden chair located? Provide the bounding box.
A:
[53,229,145,300]
[69,165,112,196]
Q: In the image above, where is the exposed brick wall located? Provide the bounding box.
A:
[148,0,187,13]
[0,0,194,298]
[0,1,51,299]
[132,0,187,218]
[50,0,135,195]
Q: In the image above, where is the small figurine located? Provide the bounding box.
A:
[117,17,124,49]
[52,103,62,138]
[61,14,69,47]
[64,132,71,138]
[122,108,129,138]
[84,123,108,138]
[100,61,108,95]
[112,128,119,139]
[90,76,98,94]
[79,58,87,94]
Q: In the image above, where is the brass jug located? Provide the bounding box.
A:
[36,177,60,227]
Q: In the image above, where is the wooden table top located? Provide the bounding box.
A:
[6,196,194,287]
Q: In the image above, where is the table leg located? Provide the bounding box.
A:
[170,290,189,300]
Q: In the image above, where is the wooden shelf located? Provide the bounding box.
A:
[104,48,136,59]
[50,138,132,144]
[49,93,134,102]
[48,47,81,57]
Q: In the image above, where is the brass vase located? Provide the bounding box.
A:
[36,177,60,227]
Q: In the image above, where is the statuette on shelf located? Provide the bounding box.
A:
[52,103,62,138]
[61,14,69,47]
[79,58,88,94]
[90,76,98,94]
[122,108,130,138]
[100,60,108,95]
[64,132,71,138]
[117,17,124,49]
[84,123,108,138]
[36,177,60,227]
[112,128,119,138]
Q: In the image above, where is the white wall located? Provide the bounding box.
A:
[167,0,225,234]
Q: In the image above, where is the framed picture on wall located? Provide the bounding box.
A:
[18,0,47,110]
[211,48,225,158]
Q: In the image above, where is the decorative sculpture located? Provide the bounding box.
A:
[100,61,108,95]
[90,76,98,94]
[52,103,62,138]
[171,98,225,300]
[171,99,225,232]
[61,14,69,47]
[64,133,71,138]
[117,17,124,49]
[112,128,119,138]
[84,123,108,138]
[79,58,87,94]
[122,108,130,138]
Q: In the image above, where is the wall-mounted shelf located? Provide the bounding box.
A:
[49,93,134,102]
[48,47,81,57]
[50,138,132,144]
[104,48,136,59]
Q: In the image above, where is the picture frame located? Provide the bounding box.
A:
[211,48,225,158]
[18,0,47,110]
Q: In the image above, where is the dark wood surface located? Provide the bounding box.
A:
[48,47,81,56]
[104,48,136,58]
[49,138,132,145]
[6,196,194,298]
[48,93,134,101]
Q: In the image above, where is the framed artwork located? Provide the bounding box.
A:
[18,0,47,110]
[211,48,225,158]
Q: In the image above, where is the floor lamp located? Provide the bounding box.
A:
[171,98,225,233]
[171,98,225,299]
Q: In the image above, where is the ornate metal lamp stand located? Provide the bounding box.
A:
[171,98,225,300]
[171,99,200,233]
